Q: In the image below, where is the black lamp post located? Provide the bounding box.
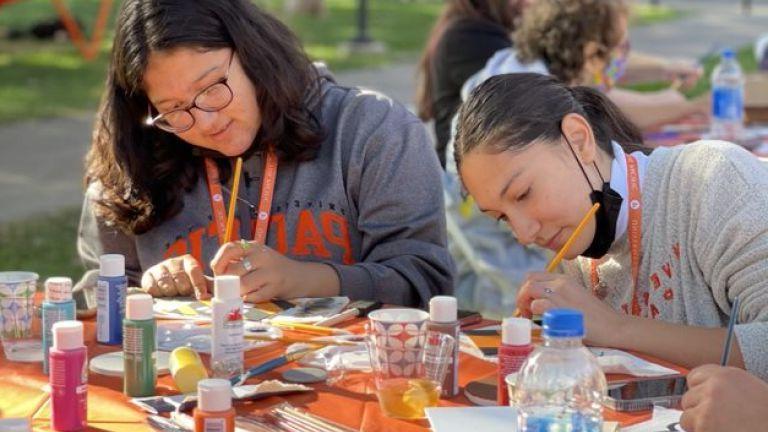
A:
[352,0,372,44]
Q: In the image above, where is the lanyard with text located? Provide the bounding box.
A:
[204,151,279,245]
[590,154,643,316]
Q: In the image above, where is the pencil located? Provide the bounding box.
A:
[224,157,243,244]
[514,202,602,317]
[720,296,740,366]
[545,202,601,272]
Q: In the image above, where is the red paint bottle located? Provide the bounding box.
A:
[497,317,533,406]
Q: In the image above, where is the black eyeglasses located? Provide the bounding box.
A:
[145,50,235,133]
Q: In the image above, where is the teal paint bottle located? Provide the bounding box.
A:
[42,277,76,375]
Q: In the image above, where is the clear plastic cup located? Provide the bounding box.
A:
[366,309,455,419]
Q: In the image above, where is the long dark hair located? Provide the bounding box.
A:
[415,0,520,121]
[454,73,647,168]
[87,0,324,234]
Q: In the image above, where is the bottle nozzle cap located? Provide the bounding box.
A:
[502,317,531,345]
[100,254,125,278]
[45,277,73,302]
[214,275,240,300]
[52,320,84,350]
[126,293,154,320]
[197,378,232,412]
[429,296,458,322]
[542,309,584,338]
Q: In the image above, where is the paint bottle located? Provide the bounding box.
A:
[211,275,244,379]
[497,317,534,406]
[193,379,236,432]
[427,296,460,398]
[123,293,157,397]
[42,277,76,374]
[49,321,87,431]
[97,254,127,345]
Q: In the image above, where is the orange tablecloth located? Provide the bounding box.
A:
[0,318,686,431]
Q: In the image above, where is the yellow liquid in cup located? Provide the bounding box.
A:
[376,378,441,419]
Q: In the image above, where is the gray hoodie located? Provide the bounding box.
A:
[76,79,454,307]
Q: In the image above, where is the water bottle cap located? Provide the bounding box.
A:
[722,48,736,59]
[429,296,457,322]
[197,378,232,412]
[502,317,531,345]
[214,275,240,300]
[52,320,84,350]
[126,293,154,320]
[542,309,584,338]
[100,254,125,277]
[45,277,72,302]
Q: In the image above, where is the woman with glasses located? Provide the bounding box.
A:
[74,0,453,307]
[462,0,707,130]
[454,72,768,382]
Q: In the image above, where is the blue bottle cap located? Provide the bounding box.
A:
[722,48,736,59]
[542,309,584,338]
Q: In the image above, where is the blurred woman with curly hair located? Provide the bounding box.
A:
[463,0,707,129]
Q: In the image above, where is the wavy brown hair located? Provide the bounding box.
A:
[87,0,324,235]
[514,0,628,85]
[415,0,521,121]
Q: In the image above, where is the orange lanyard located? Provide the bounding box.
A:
[591,154,643,317]
[204,151,279,245]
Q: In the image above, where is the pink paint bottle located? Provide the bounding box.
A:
[49,320,88,431]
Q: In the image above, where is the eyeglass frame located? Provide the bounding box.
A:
[144,49,236,133]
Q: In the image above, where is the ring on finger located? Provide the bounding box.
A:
[240,239,251,251]
[543,287,553,297]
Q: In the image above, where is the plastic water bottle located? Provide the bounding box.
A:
[515,309,607,432]
[710,48,745,140]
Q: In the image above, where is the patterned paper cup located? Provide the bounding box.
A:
[0,272,41,361]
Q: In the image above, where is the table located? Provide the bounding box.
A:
[0,318,686,431]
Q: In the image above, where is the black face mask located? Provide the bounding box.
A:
[562,134,623,259]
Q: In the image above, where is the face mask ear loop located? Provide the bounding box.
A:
[562,128,597,191]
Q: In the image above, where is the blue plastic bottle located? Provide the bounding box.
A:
[42,277,76,374]
[515,309,607,432]
[711,48,745,140]
[97,254,127,345]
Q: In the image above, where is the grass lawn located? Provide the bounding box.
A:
[0,208,84,283]
[631,4,685,27]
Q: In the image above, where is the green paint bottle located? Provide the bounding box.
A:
[123,293,157,397]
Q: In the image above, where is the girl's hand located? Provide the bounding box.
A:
[516,272,623,345]
[140,254,212,300]
[211,240,339,303]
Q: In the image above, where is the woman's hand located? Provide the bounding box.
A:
[516,272,623,345]
[663,60,703,91]
[140,254,212,300]
[210,240,340,303]
[681,365,768,432]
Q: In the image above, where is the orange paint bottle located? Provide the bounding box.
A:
[193,379,236,432]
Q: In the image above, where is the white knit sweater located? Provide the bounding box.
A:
[565,140,768,380]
